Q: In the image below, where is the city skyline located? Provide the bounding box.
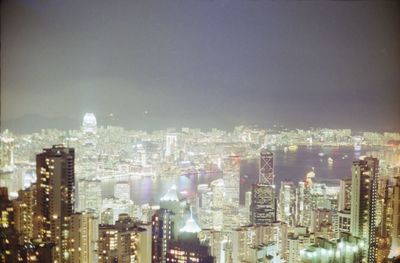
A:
[2,0,400,132]
[1,1,400,262]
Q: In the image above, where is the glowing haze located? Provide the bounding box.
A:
[1,0,399,132]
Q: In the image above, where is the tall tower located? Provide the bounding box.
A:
[69,212,99,263]
[259,149,274,185]
[152,209,174,263]
[251,149,276,225]
[223,156,241,229]
[35,145,75,263]
[376,179,390,262]
[390,177,400,257]
[350,157,379,263]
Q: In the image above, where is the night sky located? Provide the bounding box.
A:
[2,0,400,132]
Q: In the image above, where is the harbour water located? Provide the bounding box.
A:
[102,145,374,205]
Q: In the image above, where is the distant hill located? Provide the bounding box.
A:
[1,114,81,133]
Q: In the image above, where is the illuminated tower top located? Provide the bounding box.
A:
[82,112,97,134]
[259,149,274,185]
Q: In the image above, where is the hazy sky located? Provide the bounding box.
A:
[2,0,400,131]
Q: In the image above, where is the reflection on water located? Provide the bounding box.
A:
[102,145,372,205]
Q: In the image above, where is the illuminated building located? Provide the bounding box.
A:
[391,177,400,257]
[34,145,75,263]
[287,226,312,263]
[98,214,150,263]
[152,209,174,263]
[222,156,240,230]
[243,191,252,225]
[300,233,363,263]
[251,183,276,225]
[0,132,15,172]
[69,212,99,263]
[12,186,35,244]
[1,186,54,262]
[376,179,390,262]
[198,229,229,263]
[165,133,177,157]
[100,208,114,225]
[259,149,274,185]
[0,187,16,262]
[198,186,213,229]
[247,243,283,263]
[101,197,135,223]
[98,225,118,262]
[77,178,102,214]
[337,210,351,234]
[311,208,332,234]
[82,113,97,134]
[211,179,224,210]
[251,150,276,225]
[232,226,256,262]
[350,157,379,262]
[114,181,131,201]
[166,211,214,263]
[160,185,184,237]
[279,181,296,226]
[210,179,224,230]
[339,178,352,211]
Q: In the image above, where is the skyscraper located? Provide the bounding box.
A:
[34,145,75,263]
[98,214,151,263]
[69,212,99,263]
[152,209,174,263]
[114,181,131,201]
[251,149,276,225]
[339,178,352,211]
[222,156,240,230]
[391,177,400,257]
[77,178,102,214]
[259,149,274,185]
[350,157,379,263]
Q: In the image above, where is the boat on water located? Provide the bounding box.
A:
[342,154,348,160]
[283,147,288,153]
[288,145,298,151]
[318,152,325,157]
[327,157,333,165]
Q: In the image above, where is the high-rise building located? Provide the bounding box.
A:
[250,184,276,225]
[339,178,352,211]
[12,185,35,244]
[279,181,296,226]
[391,177,400,257]
[350,157,379,263]
[259,149,274,185]
[165,133,177,157]
[222,156,240,230]
[69,212,99,263]
[160,185,184,237]
[251,150,276,225]
[166,213,214,263]
[0,187,17,262]
[338,210,351,234]
[34,145,75,263]
[0,132,15,171]
[376,179,390,262]
[311,208,332,234]
[82,113,97,134]
[77,178,102,214]
[114,181,131,201]
[98,214,150,263]
[300,233,363,263]
[152,209,174,263]
[287,226,312,263]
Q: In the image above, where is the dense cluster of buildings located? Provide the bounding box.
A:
[1,113,400,262]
